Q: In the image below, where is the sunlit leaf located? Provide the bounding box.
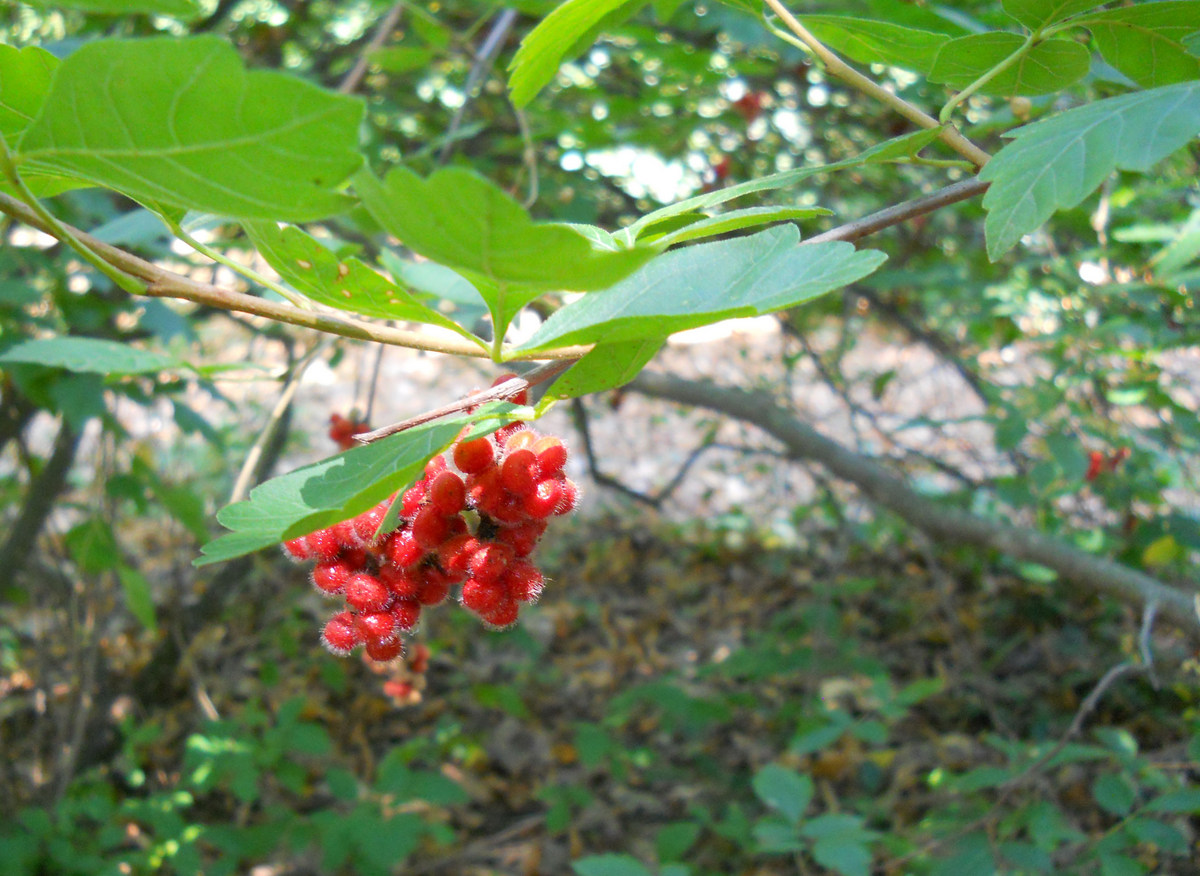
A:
[0,336,181,375]
[929,33,1090,96]
[1074,2,1200,87]
[799,16,951,73]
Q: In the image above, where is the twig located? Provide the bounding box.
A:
[439,8,519,162]
[805,178,990,244]
[338,2,405,95]
[353,358,574,442]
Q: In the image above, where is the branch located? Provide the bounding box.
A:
[628,371,1200,638]
[338,2,405,95]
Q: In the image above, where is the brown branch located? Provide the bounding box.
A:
[338,2,405,95]
[628,371,1200,638]
[806,178,989,244]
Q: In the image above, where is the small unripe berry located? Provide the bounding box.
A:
[453,437,494,474]
[391,598,422,632]
[467,542,513,585]
[501,449,539,496]
[345,573,391,612]
[461,578,504,614]
[429,471,467,515]
[322,611,361,655]
[366,637,405,662]
[312,560,354,596]
[356,610,398,644]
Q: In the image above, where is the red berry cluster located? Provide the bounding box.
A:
[282,424,577,663]
[329,413,370,450]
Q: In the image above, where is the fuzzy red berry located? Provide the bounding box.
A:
[322,611,361,655]
[353,502,390,545]
[429,471,467,515]
[384,529,423,568]
[437,533,479,576]
[503,560,544,603]
[496,520,547,557]
[379,564,421,600]
[416,566,453,606]
[305,528,343,562]
[454,437,494,474]
[411,505,451,551]
[501,448,539,496]
[344,573,391,613]
[424,455,448,480]
[556,479,579,515]
[504,430,537,452]
[401,483,426,517]
[366,637,405,662]
[461,578,504,614]
[467,468,504,515]
[468,542,513,585]
[524,478,563,519]
[392,598,422,631]
[282,537,312,563]
[532,436,568,477]
[356,610,398,644]
[482,597,520,630]
[312,560,354,596]
[492,373,529,406]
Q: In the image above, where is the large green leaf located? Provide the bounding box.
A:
[198,413,488,566]
[355,166,654,336]
[17,37,363,221]
[24,0,201,16]
[0,45,57,145]
[799,16,952,74]
[242,220,485,346]
[519,227,886,351]
[508,0,647,107]
[929,33,1090,96]
[979,81,1200,259]
[1074,2,1200,88]
[0,337,181,375]
[540,339,662,403]
[1001,0,1106,30]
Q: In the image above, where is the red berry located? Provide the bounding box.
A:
[384,679,416,700]
[330,520,360,549]
[503,561,544,603]
[344,573,391,612]
[282,537,311,562]
[489,494,527,525]
[453,437,494,474]
[504,430,537,452]
[411,506,451,551]
[409,643,430,674]
[416,566,452,606]
[392,598,422,631]
[321,611,361,655]
[356,610,398,644]
[437,533,479,576]
[482,597,520,629]
[384,529,423,568]
[424,455,448,480]
[366,637,405,662]
[467,468,504,514]
[429,471,467,515]
[312,560,354,596]
[305,528,342,562]
[353,503,390,545]
[379,564,421,600]
[493,422,523,445]
[496,520,546,556]
[468,542,513,585]
[461,578,504,614]
[556,479,579,515]
[342,547,369,569]
[401,483,426,517]
[532,436,568,477]
[501,448,539,496]
[524,478,563,519]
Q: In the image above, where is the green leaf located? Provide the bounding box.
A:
[197,408,508,565]
[655,822,701,863]
[648,206,830,247]
[1001,0,1106,30]
[18,37,364,221]
[751,764,813,824]
[369,46,437,74]
[242,221,484,345]
[378,250,491,329]
[519,229,886,351]
[1099,854,1146,876]
[1124,817,1188,854]
[509,0,647,107]
[375,760,468,805]
[23,0,201,16]
[798,16,951,74]
[0,337,180,375]
[928,33,1090,97]
[0,45,58,146]
[1093,773,1136,816]
[66,518,121,574]
[117,566,157,632]
[541,339,662,404]
[1146,788,1200,813]
[572,853,655,876]
[979,81,1200,259]
[1074,2,1200,88]
[811,836,873,876]
[355,167,654,335]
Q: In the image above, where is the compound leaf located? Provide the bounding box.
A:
[18,37,364,221]
[980,81,1200,259]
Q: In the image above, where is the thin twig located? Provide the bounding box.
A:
[438,8,518,162]
[338,2,405,95]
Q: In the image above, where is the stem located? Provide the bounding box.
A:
[0,137,146,295]
[760,0,991,168]
[939,34,1034,124]
[169,219,312,309]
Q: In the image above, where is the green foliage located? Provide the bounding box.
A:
[929,33,1090,96]
[797,16,950,74]
[0,336,181,375]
